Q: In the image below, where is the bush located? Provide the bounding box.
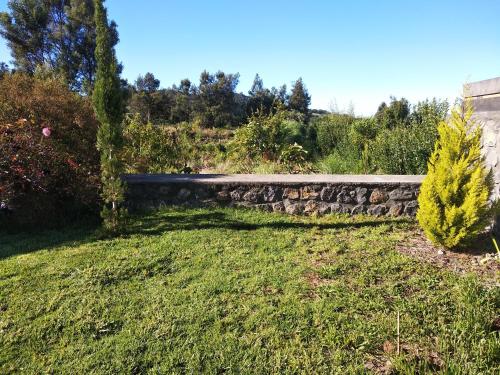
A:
[348,118,379,151]
[122,116,199,173]
[279,143,309,173]
[316,148,361,174]
[416,102,495,248]
[313,113,355,155]
[228,108,313,172]
[0,73,100,228]
[370,125,432,174]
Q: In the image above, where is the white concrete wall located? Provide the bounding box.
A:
[467,77,500,201]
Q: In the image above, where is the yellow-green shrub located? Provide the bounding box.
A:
[416,101,495,248]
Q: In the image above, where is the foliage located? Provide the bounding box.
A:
[288,77,311,120]
[92,0,126,233]
[246,73,275,115]
[0,62,9,78]
[317,144,365,174]
[195,70,242,127]
[279,143,309,173]
[170,78,194,123]
[349,118,379,150]
[128,72,161,123]
[417,101,495,248]
[122,116,198,173]
[228,108,315,172]
[375,96,411,129]
[315,117,377,174]
[315,99,449,175]
[1,207,498,373]
[123,71,306,128]
[312,113,355,155]
[371,98,448,174]
[0,0,119,92]
[0,73,99,227]
[230,108,288,161]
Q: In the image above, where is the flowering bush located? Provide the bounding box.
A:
[0,74,100,227]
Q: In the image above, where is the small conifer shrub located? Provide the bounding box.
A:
[417,100,496,248]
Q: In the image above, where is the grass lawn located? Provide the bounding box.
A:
[1,208,499,374]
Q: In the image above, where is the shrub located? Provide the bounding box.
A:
[229,108,288,162]
[0,73,100,227]
[370,99,448,174]
[228,108,314,173]
[313,113,355,155]
[122,116,199,173]
[279,143,309,173]
[349,118,379,151]
[370,125,431,174]
[416,101,495,248]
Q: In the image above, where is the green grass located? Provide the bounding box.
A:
[1,208,498,374]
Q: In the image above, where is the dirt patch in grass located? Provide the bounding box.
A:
[396,231,500,286]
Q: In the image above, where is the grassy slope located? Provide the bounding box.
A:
[0,208,498,374]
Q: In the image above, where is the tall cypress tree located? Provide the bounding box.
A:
[92,0,126,232]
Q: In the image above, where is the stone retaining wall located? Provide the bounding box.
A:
[124,174,424,217]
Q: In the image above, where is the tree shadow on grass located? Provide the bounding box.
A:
[0,208,412,260]
[0,223,99,261]
[126,209,412,237]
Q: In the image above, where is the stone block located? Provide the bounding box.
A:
[389,188,414,201]
[230,188,246,201]
[320,186,336,201]
[243,188,262,203]
[337,188,353,204]
[262,186,282,202]
[317,202,331,215]
[369,188,388,204]
[301,186,320,200]
[216,190,230,202]
[159,186,171,195]
[285,201,304,215]
[404,200,418,216]
[351,205,367,215]
[388,203,404,216]
[304,200,319,215]
[331,203,350,214]
[355,187,368,204]
[283,188,300,200]
[367,204,388,216]
[272,201,285,212]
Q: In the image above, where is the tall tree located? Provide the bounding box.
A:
[170,78,193,123]
[196,70,240,127]
[0,0,118,92]
[288,77,311,118]
[249,73,264,95]
[247,73,274,115]
[135,72,160,93]
[375,96,410,129]
[92,0,125,233]
[276,84,288,105]
[132,72,160,122]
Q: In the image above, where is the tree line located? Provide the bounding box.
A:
[127,72,311,127]
[0,0,312,128]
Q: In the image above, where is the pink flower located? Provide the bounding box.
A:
[42,127,51,137]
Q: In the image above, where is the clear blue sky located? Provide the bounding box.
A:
[1,0,499,115]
